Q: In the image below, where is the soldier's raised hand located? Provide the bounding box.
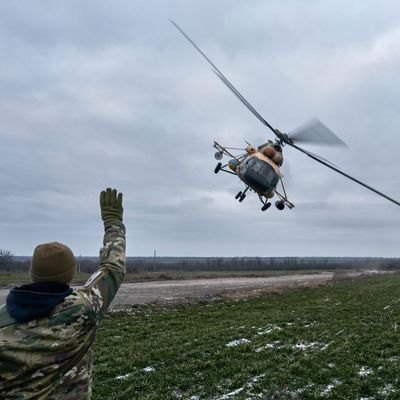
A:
[100,188,123,226]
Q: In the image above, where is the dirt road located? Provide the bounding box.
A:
[0,273,333,306]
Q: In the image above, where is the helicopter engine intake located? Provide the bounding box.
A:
[272,152,283,165]
[261,145,283,166]
[262,146,275,159]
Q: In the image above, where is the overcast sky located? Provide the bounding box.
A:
[0,1,399,257]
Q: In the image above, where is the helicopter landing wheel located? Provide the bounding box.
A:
[239,193,246,202]
[275,200,285,210]
[235,191,242,200]
[214,162,222,174]
[261,202,271,211]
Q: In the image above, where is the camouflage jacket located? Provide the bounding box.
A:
[0,222,126,399]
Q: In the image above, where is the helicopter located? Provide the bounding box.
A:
[171,20,400,211]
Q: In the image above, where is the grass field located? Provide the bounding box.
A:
[92,275,400,400]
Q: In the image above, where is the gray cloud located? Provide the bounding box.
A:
[0,1,399,257]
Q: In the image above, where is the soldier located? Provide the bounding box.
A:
[0,187,126,399]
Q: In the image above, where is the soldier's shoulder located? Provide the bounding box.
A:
[0,291,90,331]
[47,290,91,323]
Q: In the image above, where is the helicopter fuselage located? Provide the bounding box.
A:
[236,152,281,196]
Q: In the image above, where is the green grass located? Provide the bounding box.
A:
[92,275,400,399]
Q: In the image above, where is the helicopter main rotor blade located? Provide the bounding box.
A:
[170,20,277,136]
[212,69,276,133]
[289,142,400,206]
[299,148,341,169]
[289,118,347,147]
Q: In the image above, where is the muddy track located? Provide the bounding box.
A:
[0,273,333,306]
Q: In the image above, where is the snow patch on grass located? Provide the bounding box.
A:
[215,374,266,400]
[320,379,341,396]
[257,324,282,335]
[303,321,318,328]
[217,387,244,399]
[255,341,281,352]
[226,338,251,347]
[358,366,373,377]
[293,341,329,351]
[379,383,395,395]
[115,373,132,380]
[294,383,314,393]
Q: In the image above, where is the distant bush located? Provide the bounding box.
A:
[0,249,14,270]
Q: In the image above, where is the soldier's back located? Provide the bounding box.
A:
[0,290,97,400]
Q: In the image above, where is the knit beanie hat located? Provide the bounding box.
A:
[30,242,77,284]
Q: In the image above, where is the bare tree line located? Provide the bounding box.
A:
[0,249,13,267]
[1,250,399,274]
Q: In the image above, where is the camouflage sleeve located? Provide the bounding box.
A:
[77,221,126,321]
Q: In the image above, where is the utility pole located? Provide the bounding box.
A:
[78,255,81,273]
[153,250,156,273]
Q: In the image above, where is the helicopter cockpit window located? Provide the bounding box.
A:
[250,159,279,186]
[253,159,265,173]
[244,157,256,168]
[263,167,279,186]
